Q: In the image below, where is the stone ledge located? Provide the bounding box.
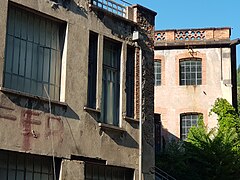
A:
[98,123,125,133]
[0,87,67,107]
[83,106,101,113]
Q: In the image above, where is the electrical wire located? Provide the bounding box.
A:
[44,86,57,180]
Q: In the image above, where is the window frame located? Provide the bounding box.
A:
[3,4,66,101]
[100,38,121,126]
[180,113,202,140]
[179,58,202,86]
[154,60,161,86]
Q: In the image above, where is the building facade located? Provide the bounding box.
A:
[154,27,238,145]
[0,0,156,179]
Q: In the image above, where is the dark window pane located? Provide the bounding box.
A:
[4,5,65,100]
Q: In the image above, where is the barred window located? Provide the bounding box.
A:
[0,150,59,180]
[4,5,65,100]
[154,60,161,86]
[180,113,201,140]
[179,58,202,85]
[85,163,133,180]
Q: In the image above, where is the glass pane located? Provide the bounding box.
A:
[26,172,33,180]
[21,12,28,40]
[0,169,7,179]
[7,7,15,36]
[26,42,33,78]
[19,40,26,76]
[16,171,24,179]
[5,36,14,73]
[15,9,21,38]
[27,15,34,42]
[33,17,40,44]
[43,48,50,82]
[12,38,20,74]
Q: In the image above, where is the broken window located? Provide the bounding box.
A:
[179,58,202,85]
[4,5,66,100]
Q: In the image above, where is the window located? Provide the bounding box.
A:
[126,46,135,118]
[87,32,98,108]
[0,150,60,180]
[4,5,65,100]
[100,39,121,126]
[85,163,133,180]
[154,60,161,86]
[180,113,201,140]
[179,58,202,85]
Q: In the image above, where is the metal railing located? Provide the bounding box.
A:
[155,166,177,180]
[91,0,126,17]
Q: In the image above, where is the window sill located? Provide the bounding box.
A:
[98,123,125,133]
[123,116,139,124]
[83,106,101,113]
[0,87,68,107]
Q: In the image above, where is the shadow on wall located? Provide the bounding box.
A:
[156,127,180,155]
[101,129,139,149]
[1,93,80,120]
[49,0,88,18]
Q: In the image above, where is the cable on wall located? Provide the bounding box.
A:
[44,86,57,180]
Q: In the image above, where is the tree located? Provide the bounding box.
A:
[156,98,240,180]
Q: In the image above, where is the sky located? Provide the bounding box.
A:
[121,0,240,66]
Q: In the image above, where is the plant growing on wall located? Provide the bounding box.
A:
[156,98,240,180]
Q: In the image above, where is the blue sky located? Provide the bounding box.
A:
[124,0,240,66]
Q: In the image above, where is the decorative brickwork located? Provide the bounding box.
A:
[154,27,231,43]
[155,32,166,41]
[175,30,205,40]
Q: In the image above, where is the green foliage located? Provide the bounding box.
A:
[156,98,240,180]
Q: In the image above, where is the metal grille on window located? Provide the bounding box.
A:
[179,58,202,85]
[4,5,65,100]
[0,150,54,180]
[180,113,200,140]
[154,61,161,86]
[101,39,121,126]
[85,163,134,180]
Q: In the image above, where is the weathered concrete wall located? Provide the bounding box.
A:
[154,47,232,141]
[0,0,156,179]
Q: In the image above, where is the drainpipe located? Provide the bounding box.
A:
[133,31,143,180]
[139,46,142,180]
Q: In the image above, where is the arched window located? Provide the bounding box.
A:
[179,58,202,85]
[154,60,161,86]
[180,113,202,140]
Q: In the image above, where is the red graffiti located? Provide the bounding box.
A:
[45,116,64,143]
[0,103,64,151]
[21,110,41,151]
